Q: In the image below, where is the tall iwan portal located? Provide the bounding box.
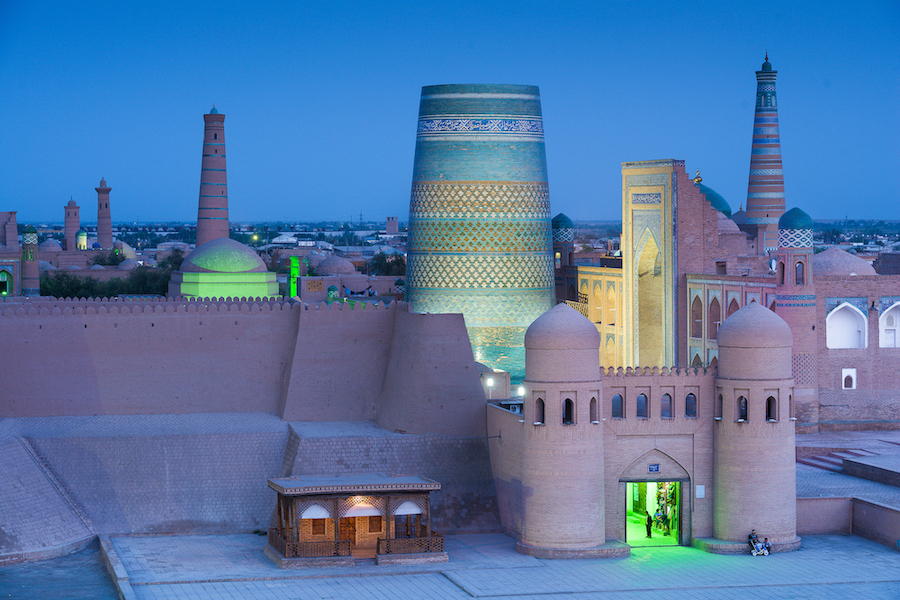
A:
[406,84,555,379]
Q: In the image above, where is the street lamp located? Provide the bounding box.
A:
[486,377,494,400]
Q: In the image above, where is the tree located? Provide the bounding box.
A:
[367,252,406,276]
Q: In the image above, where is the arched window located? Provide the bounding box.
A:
[567,251,573,266]
[589,397,598,423]
[611,394,624,419]
[567,283,577,301]
[727,298,740,318]
[554,251,561,269]
[660,393,672,418]
[563,398,574,425]
[691,354,702,367]
[691,296,702,338]
[789,394,794,418]
[708,297,720,340]
[795,261,805,285]
[826,303,867,349]
[0,271,8,295]
[844,375,854,389]
[738,396,748,421]
[685,393,697,418]
[778,261,785,284]
[880,303,900,348]
[766,396,777,421]
[214,132,218,140]
[534,398,545,425]
[636,394,648,419]
[716,394,723,419]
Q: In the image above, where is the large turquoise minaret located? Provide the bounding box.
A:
[406,84,555,379]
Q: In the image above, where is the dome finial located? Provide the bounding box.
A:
[765,51,768,61]
[693,170,702,184]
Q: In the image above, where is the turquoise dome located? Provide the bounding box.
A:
[181,237,267,273]
[694,182,732,218]
[778,207,812,230]
[209,106,219,114]
[551,213,574,229]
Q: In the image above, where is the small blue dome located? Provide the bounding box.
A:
[761,53,772,71]
[551,213,574,229]
[209,105,219,114]
[778,207,812,230]
[92,242,101,249]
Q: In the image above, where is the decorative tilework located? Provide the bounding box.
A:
[407,288,554,327]
[417,118,543,138]
[625,173,670,187]
[410,182,550,220]
[825,297,868,316]
[778,227,813,248]
[552,227,574,242]
[408,219,551,253]
[749,169,783,175]
[792,353,816,386]
[632,193,661,204]
[406,254,553,289]
[879,297,900,313]
[631,212,662,256]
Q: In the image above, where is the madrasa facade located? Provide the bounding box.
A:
[1,57,898,565]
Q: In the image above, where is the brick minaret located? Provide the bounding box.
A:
[64,198,79,252]
[21,225,40,296]
[95,178,113,249]
[745,54,786,255]
[774,207,818,433]
[195,106,229,247]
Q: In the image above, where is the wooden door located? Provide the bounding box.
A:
[338,517,356,544]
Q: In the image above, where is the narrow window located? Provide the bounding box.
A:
[563,398,574,425]
[691,296,702,338]
[636,393,648,419]
[844,375,853,389]
[660,393,672,418]
[795,261,805,285]
[590,397,598,423]
[368,516,382,533]
[738,396,748,421]
[214,132,218,140]
[778,261,785,284]
[766,396,777,421]
[716,394,723,419]
[535,398,545,425]
[789,394,794,418]
[312,519,326,535]
[685,393,697,418]
[554,251,561,269]
[611,394,624,419]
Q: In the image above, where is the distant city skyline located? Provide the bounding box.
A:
[1,1,897,224]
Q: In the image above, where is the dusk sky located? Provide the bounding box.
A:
[1,1,897,225]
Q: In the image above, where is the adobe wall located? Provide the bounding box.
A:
[283,422,501,533]
[851,498,900,550]
[814,275,900,430]
[0,298,299,417]
[485,404,525,539]
[796,497,851,535]
[14,414,290,536]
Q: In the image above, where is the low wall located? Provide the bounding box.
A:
[796,497,851,535]
[852,498,900,550]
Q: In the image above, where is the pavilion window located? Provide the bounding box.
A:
[534,398,545,425]
[766,396,777,421]
[562,398,574,425]
[685,393,697,418]
[589,397,598,423]
[312,519,326,535]
[611,394,624,419]
[660,393,672,418]
[368,516,382,533]
[738,396,748,421]
[636,393,648,419]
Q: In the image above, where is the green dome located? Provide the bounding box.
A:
[24,224,37,234]
[181,237,267,273]
[694,182,732,218]
[551,213,574,229]
[778,207,812,230]
[76,228,87,236]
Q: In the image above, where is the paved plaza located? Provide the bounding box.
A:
[105,532,900,600]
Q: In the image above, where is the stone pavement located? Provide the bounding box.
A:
[109,533,900,600]
[798,463,900,508]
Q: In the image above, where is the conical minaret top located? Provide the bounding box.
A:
[195,106,229,247]
[746,54,786,254]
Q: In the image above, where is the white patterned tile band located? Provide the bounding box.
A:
[778,228,813,248]
[417,118,543,135]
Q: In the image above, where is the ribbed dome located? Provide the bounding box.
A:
[39,239,63,251]
[181,237,267,273]
[551,213,574,229]
[778,207,812,230]
[718,302,792,349]
[525,303,600,351]
[695,182,732,217]
[812,247,877,277]
[317,255,357,275]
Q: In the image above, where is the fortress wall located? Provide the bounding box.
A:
[20,414,290,535]
[378,309,487,437]
[0,299,301,417]
[485,404,525,539]
[281,300,400,422]
[287,424,501,533]
[0,429,93,563]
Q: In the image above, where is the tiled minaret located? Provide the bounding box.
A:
[196,106,229,247]
[95,178,113,249]
[21,225,40,296]
[746,55,786,255]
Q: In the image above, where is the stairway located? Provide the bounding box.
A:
[797,449,879,472]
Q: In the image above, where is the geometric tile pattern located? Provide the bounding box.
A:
[552,227,574,242]
[407,287,555,327]
[409,219,551,254]
[778,227,813,248]
[878,297,900,314]
[792,353,816,386]
[632,193,661,204]
[410,182,550,220]
[825,297,868,316]
[417,117,544,139]
[406,254,554,289]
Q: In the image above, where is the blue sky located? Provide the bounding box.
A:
[1,1,897,224]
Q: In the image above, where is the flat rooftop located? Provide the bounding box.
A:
[268,473,441,495]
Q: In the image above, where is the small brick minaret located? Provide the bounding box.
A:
[195,106,229,247]
[774,207,818,433]
[64,198,79,252]
[745,54,786,255]
[95,178,113,249]
[21,225,40,296]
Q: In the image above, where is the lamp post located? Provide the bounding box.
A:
[487,377,494,400]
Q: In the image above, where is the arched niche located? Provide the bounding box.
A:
[826,302,867,349]
[619,449,690,482]
[879,302,900,348]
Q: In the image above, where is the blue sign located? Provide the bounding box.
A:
[648,464,660,473]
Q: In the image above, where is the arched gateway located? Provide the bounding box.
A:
[619,450,691,546]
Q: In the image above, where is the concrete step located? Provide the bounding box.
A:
[797,455,843,472]
[831,450,875,459]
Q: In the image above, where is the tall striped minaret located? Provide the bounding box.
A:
[196,106,229,247]
[95,178,113,249]
[746,54,786,255]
